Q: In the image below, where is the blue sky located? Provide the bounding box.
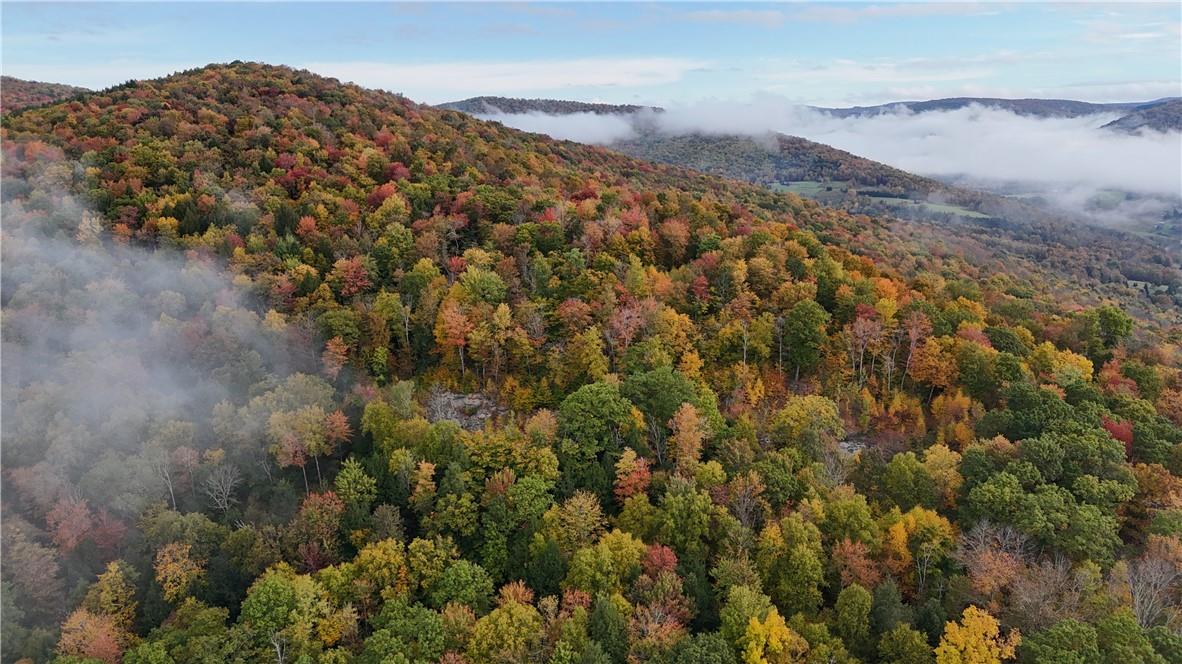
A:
[2,2,1179,106]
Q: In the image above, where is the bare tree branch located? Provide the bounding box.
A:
[203,464,242,515]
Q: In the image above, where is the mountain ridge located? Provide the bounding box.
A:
[437,94,1180,119]
[1102,98,1182,133]
[1,75,89,112]
[2,61,1174,324]
[818,96,1179,119]
[439,95,660,116]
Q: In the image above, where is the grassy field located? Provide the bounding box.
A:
[773,181,991,219]
[774,181,845,196]
[884,194,992,218]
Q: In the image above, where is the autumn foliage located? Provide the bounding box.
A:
[0,63,1178,663]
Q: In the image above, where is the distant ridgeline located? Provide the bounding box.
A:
[439,95,661,116]
[1102,99,1182,134]
[817,96,1180,120]
[1,75,89,112]
[440,94,1181,310]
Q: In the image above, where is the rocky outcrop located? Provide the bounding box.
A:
[424,388,506,431]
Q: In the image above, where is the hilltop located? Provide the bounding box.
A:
[6,63,1176,317]
[439,95,660,115]
[819,96,1179,119]
[1103,98,1182,133]
[439,94,1179,121]
[0,75,88,111]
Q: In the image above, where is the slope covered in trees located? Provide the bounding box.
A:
[437,94,1180,121]
[613,132,935,194]
[439,97,658,116]
[610,130,1182,310]
[2,62,1181,664]
[446,101,1182,317]
[819,97,1178,119]
[1102,99,1182,134]
[1,76,88,112]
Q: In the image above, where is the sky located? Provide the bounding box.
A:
[1,2,1179,107]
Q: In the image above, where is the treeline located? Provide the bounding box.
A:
[439,97,657,116]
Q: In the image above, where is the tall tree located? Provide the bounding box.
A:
[783,299,830,381]
[935,607,1019,664]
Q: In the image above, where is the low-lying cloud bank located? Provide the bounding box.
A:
[479,99,1182,203]
[1,171,323,520]
[479,110,640,145]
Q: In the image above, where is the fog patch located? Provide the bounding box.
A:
[0,163,320,517]
[477,110,639,144]
[475,97,1182,210]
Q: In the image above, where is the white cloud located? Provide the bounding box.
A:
[762,106,1181,197]
[648,99,1181,197]
[747,52,1065,101]
[1,25,151,47]
[757,58,993,85]
[477,110,639,144]
[301,58,708,103]
[832,79,1182,107]
[684,9,786,27]
[477,98,1182,202]
[1079,17,1182,44]
[1024,80,1182,102]
[792,3,997,23]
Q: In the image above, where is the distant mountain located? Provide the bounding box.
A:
[441,94,1179,235]
[610,130,1125,231]
[438,96,660,115]
[1102,99,1182,133]
[817,96,1179,119]
[441,94,1180,308]
[440,95,1159,227]
[441,94,1179,121]
[1,76,88,112]
[613,131,936,197]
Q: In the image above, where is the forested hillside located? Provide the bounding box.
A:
[2,62,1181,664]
[1,76,88,112]
[609,131,1182,314]
[439,97,657,116]
[450,101,1181,318]
[613,133,934,193]
[437,94,1178,121]
[1103,99,1182,134]
[818,97,1177,119]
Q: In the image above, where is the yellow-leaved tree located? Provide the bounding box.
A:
[935,606,1019,664]
[742,607,809,664]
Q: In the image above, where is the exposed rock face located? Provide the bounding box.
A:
[838,434,871,455]
[424,388,505,431]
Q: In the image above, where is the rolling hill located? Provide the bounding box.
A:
[439,95,659,115]
[1102,98,1182,133]
[0,75,88,112]
[437,94,1179,121]
[818,96,1179,119]
[436,94,1180,240]
[609,130,1181,305]
[437,96,1181,313]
